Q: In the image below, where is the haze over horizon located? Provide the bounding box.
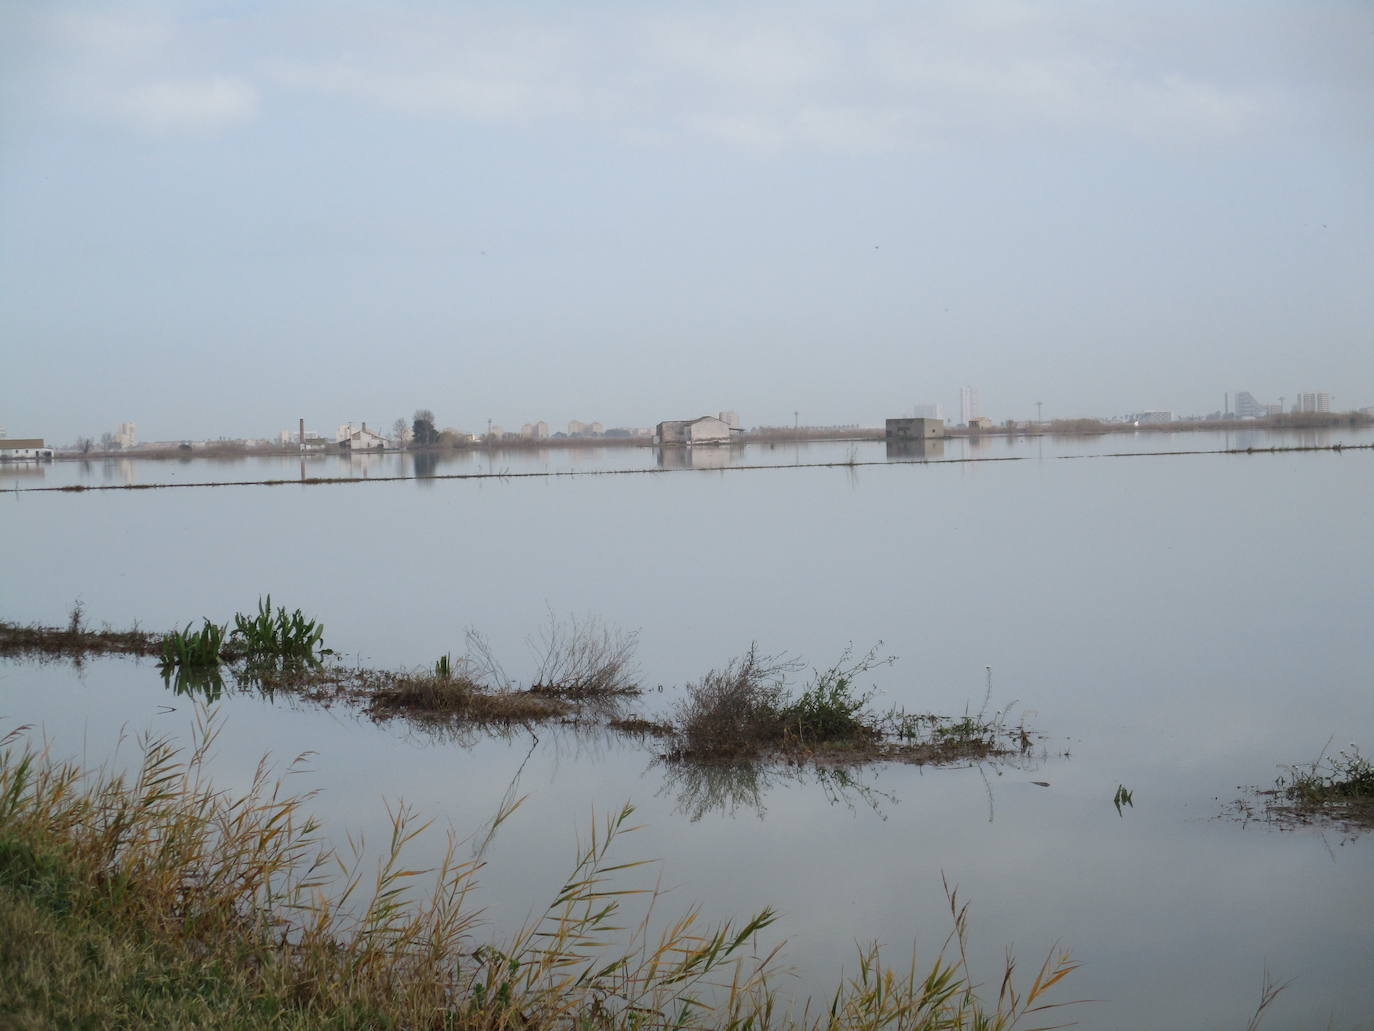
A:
[2,1,1371,444]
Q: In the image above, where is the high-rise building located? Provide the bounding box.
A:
[959,386,978,425]
[914,402,944,420]
[115,422,136,448]
[1297,392,1331,413]
[1234,392,1265,418]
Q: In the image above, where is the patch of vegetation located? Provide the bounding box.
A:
[368,669,573,723]
[0,605,161,660]
[0,723,1078,1030]
[1252,744,1374,830]
[666,646,1030,767]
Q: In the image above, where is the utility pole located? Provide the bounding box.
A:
[794,411,798,431]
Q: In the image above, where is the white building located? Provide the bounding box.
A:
[959,386,978,425]
[1297,392,1331,413]
[115,422,136,448]
[340,423,387,449]
[0,438,54,460]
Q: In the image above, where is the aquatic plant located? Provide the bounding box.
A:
[1113,784,1134,816]
[231,595,328,667]
[0,720,1079,1029]
[157,619,228,671]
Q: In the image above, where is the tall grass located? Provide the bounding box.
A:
[0,718,1078,1029]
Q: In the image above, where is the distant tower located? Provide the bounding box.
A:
[959,386,978,425]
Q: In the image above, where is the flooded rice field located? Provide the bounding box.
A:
[3,426,1372,1028]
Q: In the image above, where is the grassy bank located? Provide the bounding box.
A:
[0,723,1077,1029]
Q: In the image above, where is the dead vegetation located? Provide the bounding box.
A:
[0,605,162,660]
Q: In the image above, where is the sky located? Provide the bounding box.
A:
[1,0,1371,443]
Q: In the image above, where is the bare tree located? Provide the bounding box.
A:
[391,417,408,447]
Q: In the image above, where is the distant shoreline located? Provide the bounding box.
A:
[43,410,1372,461]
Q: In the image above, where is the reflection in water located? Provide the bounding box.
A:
[654,759,897,822]
[412,450,440,480]
[162,665,227,702]
[654,445,747,470]
[884,439,945,461]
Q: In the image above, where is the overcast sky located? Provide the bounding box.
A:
[2,1,1370,442]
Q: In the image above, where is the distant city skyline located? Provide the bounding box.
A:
[2,3,1370,442]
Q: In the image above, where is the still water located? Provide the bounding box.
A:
[3,427,1372,1028]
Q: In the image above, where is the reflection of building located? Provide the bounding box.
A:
[885,417,944,440]
[885,438,944,461]
[656,416,734,445]
[655,445,740,470]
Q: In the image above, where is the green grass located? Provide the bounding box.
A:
[0,720,1078,1030]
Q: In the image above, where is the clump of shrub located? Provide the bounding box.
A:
[670,645,891,759]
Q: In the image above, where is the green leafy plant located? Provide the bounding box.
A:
[232,595,328,668]
[157,619,227,671]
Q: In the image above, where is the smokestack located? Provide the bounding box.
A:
[299,418,304,448]
[362,422,367,433]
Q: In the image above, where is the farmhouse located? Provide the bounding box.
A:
[884,418,945,440]
[655,416,734,446]
[0,438,54,460]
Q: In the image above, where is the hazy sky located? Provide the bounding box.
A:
[2,1,1370,442]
